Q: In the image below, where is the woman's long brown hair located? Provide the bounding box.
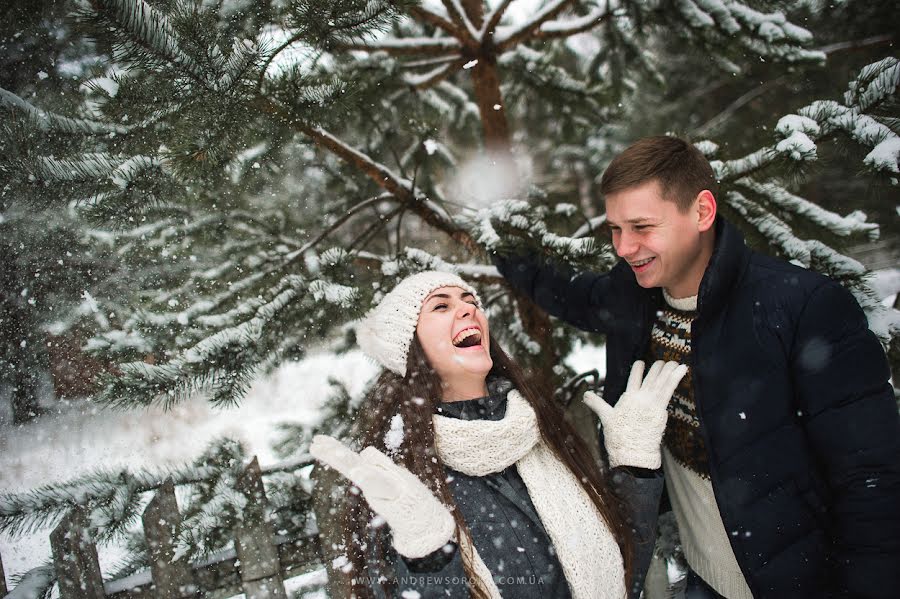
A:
[341,334,634,598]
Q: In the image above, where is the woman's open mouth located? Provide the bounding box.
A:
[452,326,483,349]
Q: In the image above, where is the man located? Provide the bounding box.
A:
[492,136,900,598]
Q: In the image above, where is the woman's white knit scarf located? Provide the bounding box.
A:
[432,390,626,599]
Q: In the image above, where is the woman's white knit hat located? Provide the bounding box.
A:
[356,271,481,376]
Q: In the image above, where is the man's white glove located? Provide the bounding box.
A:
[583,360,688,470]
[310,435,455,559]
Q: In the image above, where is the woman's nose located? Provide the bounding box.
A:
[456,301,473,318]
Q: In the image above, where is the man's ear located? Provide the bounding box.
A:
[696,190,717,232]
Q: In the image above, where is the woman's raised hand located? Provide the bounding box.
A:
[310,435,456,558]
[583,360,688,469]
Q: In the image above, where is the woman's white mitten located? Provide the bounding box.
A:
[583,360,688,469]
[310,435,455,558]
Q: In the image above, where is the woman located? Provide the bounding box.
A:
[311,271,686,599]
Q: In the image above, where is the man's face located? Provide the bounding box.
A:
[605,180,711,297]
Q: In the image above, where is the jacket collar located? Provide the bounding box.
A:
[696,217,749,319]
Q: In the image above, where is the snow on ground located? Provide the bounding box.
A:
[0,339,609,593]
[0,349,378,591]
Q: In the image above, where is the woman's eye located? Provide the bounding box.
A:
[433,304,447,310]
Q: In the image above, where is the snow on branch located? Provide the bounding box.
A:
[217,37,263,91]
[709,147,775,181]
[0,437,298,571]
[726,190,811,266]
[0,462,162,541]
[443,0,480,42]
[845,56,899,113]
[33,153,122,181]
[535,6,611,40]
[296,122,477,250]
[407,5,466,39]
[495,0,574,50]
[482,0,514,39]
[402,59,465,89]
[735,177,880,240]
[461,199,599,263]
[798,101,899,174]
[712,58,900,181]
[3,563,56,599]
[671,0,823,63]
[728,3,812,44]
[338,36,462,55]
[83,0,208,83]
[0,86,131,135]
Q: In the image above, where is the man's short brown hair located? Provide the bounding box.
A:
[600,136,718,212]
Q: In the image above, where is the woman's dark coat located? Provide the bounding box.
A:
[369,384,664,598]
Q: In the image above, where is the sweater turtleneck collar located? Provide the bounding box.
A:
[435,376,513,421]
[662,288,698,312]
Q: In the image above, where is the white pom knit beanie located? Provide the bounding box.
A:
[356,271,481,376]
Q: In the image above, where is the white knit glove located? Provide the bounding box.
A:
[583,360,688,470]
[309,435,455,559]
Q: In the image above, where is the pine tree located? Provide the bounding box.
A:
[0,1,120,423]
[1,1,897,596]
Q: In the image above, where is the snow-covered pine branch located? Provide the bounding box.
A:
[536,6,611,40]
[797,101,899,174]
[338,36,462,55]
[845,56,900,113]
[4,563,56,599]
[461,198,607,268]
[78,0,209,85]
[711,57,899,182]
[495,0,574,50]
[734,177,880,240]
[669,0,824,64]
[0,86,131,135]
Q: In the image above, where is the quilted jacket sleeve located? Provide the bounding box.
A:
[493,252,619,334]
[791,280,900,596]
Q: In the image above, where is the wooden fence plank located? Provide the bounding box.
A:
[0,549,7,595]
[50,507,105,599]
[233,457,287,599]
[9,456,325,599]
[142,478,198,598]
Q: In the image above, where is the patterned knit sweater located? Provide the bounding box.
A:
[646,291,753,599]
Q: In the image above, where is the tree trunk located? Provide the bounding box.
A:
[465,43,562,382]
[464,28,597,451]
[460,0,484,27]
[469,54,512,153]
[0,243,44,424]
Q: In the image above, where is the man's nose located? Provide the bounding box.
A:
[615,231,637,257]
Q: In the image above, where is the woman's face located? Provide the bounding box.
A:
[416,286,493,392]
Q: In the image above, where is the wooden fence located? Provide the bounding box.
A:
[1,457,325,599]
